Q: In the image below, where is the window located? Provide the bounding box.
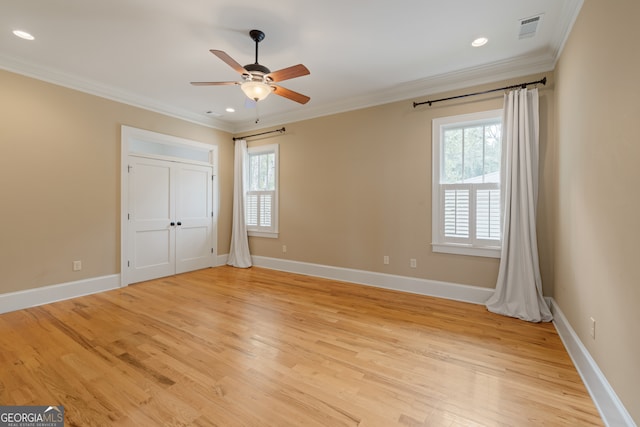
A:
[432,110,503,257]
[246,144,278,237]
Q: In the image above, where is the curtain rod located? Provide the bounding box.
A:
[232,127,285,141]
[412,77,547,108]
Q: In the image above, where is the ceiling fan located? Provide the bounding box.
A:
[191,29,310,105]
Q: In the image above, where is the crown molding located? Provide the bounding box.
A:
[549,0,584,64]
[0,54,235,132]
[231,52,557,133]
[3,49,556,135]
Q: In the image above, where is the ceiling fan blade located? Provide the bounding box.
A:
[210,49,248,75]
[267,64,310,82]
[272,85,310,104]
[190,81,239,86]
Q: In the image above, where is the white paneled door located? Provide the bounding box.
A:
[128,156,213,284]
[175,163,214,274]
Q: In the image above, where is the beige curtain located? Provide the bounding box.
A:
[486,88,552,322]
[227,139,252,268]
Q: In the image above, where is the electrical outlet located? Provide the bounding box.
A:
[383,256,389,265]
[282,245,287,253]
[73,260,82,271]
[410,258,417,268]
[590,317,596,339]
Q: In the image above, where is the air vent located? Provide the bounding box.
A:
[519,14,543,39]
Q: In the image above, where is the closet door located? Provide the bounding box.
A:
[128,157,176,283]
[127,156,214,284]
[175,163,213,274]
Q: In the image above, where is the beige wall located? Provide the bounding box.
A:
[1,68,554,296]
[246,73,554,291]
[0,69,234,294]
[554,0,640,422]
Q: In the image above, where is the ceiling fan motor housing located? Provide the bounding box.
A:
[244,63,271,75]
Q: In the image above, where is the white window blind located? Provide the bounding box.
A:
[246,190,274,229]
[443,186,470,239]
[476,187,501,241]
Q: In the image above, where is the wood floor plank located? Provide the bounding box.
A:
[0,266,603,426]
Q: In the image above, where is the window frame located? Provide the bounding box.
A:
[246,143,279,238]
[431,109,503,258]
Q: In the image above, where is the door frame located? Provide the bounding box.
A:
[120,125,219,287]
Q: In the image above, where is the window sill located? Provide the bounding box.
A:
[248,231,279,239]
[432,243,501,258]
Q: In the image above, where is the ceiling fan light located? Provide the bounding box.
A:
[241,81,272,101]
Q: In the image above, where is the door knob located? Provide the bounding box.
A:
[177,221,182,226]
[170,222,175,226]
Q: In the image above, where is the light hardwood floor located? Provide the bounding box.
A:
[0,266,602,426]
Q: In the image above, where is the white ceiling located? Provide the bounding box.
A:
[0,0,582,133]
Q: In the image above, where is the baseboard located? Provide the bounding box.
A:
[216,254,229,267]
[550,298,636,427]
[251,255,494,305]
[0,274,121,315]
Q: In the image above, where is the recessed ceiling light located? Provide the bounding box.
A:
[471,37,488,47]
[225,107,235,113]
[13,30,35,41]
